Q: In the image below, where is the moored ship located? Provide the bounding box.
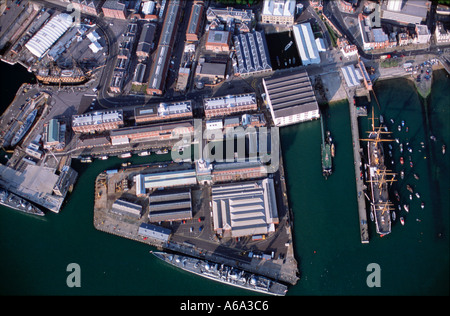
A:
[0,187,45,216]
[10,109,38,147]
[320,116,333,179]
[151,251,288,296]
[35,66,87,85]
[361,109,396,236]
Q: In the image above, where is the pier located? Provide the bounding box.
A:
[346,89,370,243]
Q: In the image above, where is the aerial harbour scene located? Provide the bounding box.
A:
[0,0,448,299]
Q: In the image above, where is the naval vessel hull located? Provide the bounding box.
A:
[0,187,45,216]
[152,251,288,296]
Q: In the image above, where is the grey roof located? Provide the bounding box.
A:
[148,188,192,222]
[110,119,193,137]
[102,0,126,10]
[234,31,272,75]
[187,3,204,35]
[263,70,318,118]
[137,23,156,54]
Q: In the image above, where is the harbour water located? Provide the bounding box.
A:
[0,62,448,295]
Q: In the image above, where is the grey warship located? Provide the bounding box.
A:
[152,251,288,296]
[0,187,45,216]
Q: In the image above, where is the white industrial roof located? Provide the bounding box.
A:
[25,13,73,58]
[262,0,295,17]
[204,93,256,110]
[293,22,320,65]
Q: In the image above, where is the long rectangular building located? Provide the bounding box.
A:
[203,93,257,119]
[146,0,182,95]
[186,1,205,42]
[134,101,193,124]
[211,178,278,238]
[293,22,320,65]
[72,110,124,133]
[148,188,192,222]
[262,70,319,127]
[135,169,197,196]
[110,119,194,145]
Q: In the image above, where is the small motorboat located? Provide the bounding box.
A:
[395,190,400,201]
[399,143,403,153]
[443,145,446,155]
[421,202,425,209]
[395,138,400,143]
[390,118,394,124]
[392,211,396,221]
[398,125,401,131]
[400,217,405,225]
[414,173,419,180]
[415,192,421,199]
[409,194,413,200]
[406,184,413,193]
[400,170,405,179]
[400,157,404,165]
[410,161,413,168]
[406,127,409,132]
[407,146,413,153]
[403,204,409,213]
[401,120,405,127]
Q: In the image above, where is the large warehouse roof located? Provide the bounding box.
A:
[233,31,272,76]
[262,70,319,119]
[25,13,74,58]
[293,22,320,65]
[211,178,278,238]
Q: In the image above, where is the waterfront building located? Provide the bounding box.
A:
[233,31,272,77]
[203,93,258,119]
[211,161,267,183]
[111,199,143,219]
[102,0,127,20]
[0,164,77,213]
[72,110,124,133]
[261,0,295,25]
[134,101,193,124]
[341,65,363,88]
[135,170,197,196]
[25,13,74,58]
[148,188,192,222]
[205,30,231,53]
[211,178,279,238]
[262,70,319,127]
[186,1,205,42]
[293,23,321,65]
[146,0,181,95]
[138,223,171,242]
[109,120,194,146]
[357,58,372,91]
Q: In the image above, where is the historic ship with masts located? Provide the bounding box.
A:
[360,108,396,236]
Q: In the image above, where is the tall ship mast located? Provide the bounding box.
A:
[360,108,396,236]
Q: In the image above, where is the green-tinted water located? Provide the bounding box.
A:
[0,63,448,295]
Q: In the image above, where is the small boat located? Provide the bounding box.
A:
[413,173,419,180]
[389,150,392,157]
[403,204,409,212]
[407,146,412,153]
[421,202,425,209]
[388,144,393,150]
[138,150,151,156]
[443,145,446,155]
[400,170,405,179]
[395,138,399,143]
[284,41,293,51]
[409,194,413,200]
[392,211,396,221]
[98,155,109,160]
[410,161,413,168]
[406,127,409,132]
[400,157,404,165]
[406,184,413,193]
[399,143,403,153]
[400,217,405,225]
[394,190,400,201]
[420,142,425,148]
[415,192,420,199]
[401,120,405,127]
[119,152,132,158]
[156,148,169,155]
[380,115,384,124]
[398,125,401,131]
[80,156,92,163]
[390,118,394,124]
[121,162,131,167]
